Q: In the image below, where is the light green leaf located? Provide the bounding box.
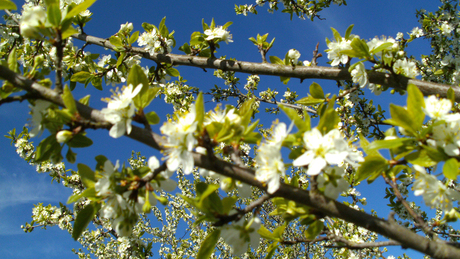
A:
[330,27,342,42]
[35,135,60,162]
[64,0,97,20]
[385,104,417,136]
[304,220,324,240]
[7,47,18,73]
[145,111,160,125]
[165,67,180,77]
[197,229,220,259]
[0,0,17,10]
[406,84,425,129]
[264,243,279,259]
[309,82,325,99]
[71,71,92,83]
[62,85,77,114]
[344,24,354,39]
[128,31,139,45]
[296,96,325,106]
[269,56,284,65]
[279,105,310,132]
[355,155,388,183]
[367,138,413,151]
[128,64,150,108]
[195,92,205,127]
[47,4,61,26]
[109,35,123,47]
[61,26,79,39]
[405,149,437,167]
[444,158,459,180]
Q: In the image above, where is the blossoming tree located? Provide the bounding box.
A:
[2,0,460,258]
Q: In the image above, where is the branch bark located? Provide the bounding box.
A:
[71,33,460,102]
[1,65,460,258]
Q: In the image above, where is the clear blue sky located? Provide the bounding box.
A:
[0,0,443,258]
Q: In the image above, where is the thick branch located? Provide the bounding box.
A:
[1,65,460,258]
[72,33,460,102]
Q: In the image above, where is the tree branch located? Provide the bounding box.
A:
[71,33,460,102]
[1,65,460,258]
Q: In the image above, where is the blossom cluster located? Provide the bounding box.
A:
[204,26,233,44]
[138,27,174,55]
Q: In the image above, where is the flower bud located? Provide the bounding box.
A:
[288,49,301,64]
[56,130,73,143]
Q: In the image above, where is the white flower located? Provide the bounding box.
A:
[367,36,397,57]
[441,21,454,35]
[119,22,133,33]
[350,62,368,88]
[20,6,46,38]
[95,160,119,197]
[204,26,233,44]
[255,123,289,194]
[148,156,177,192]
[161,108,198,174]
[293,128,363,175]
[101,84,142,138]
[410,27,424,38]
[221,217,261,255]
[287,49,301,64]
[29,100,52,137]
[368,83,382,95]
[393,58,418,78]
[413,165,460,212]
[423,95,452,120]
[326,37,354,66]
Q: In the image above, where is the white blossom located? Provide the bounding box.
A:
[287,48,301,64]
[20,6,46,38]
[204,26,233,44]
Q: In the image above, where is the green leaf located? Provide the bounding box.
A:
[109,36,123,47]
[116,52,126,68]
[64,0,97,20]
[165,67,180,77]
[355,155,388,183]
[444,158,459,180]
[371,42,393,54]
[344,24,354,39]
[367,138,413,151]
[405,149,437,167]
[349,38,370,59]
[258,225,276,240]
[0,0,17,10]
[317,108,340,134]
[62,85,77,115]
[66,147,76,163]
[35,135,60,162]
[67,187,95,203]
[279,105,310,132]
[330,27,342,42]
[197,229,220,259]
[309,82,325,99]
[7,47,18,73]
[406,84,425,129]
[71,71,92,83]
[128,31,139,45]
[385,104,417,136]
[222,21,232,29]
[77,163,96,188]
[145,111,160,125]
[264,243,279,259]
[296,96,325,106]
[304,220,324,240]
[67,133,93,148]
[269,56,284,65]
[61,26,79,39]
[447,87,456,104]
[79,95,90,106]
[72,202,98,240]
[221,196,237,215]
[195,92,204,127]
[128,64,150,108]
[47,4,61,26]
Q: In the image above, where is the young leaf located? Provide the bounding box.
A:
[304,220,324,240]
[443,158,459,180]
[145,111,160,124]
[62,85,77,115]
[0,0,17,10]
[355,155,388,183]
[195,92,205,127]
[309,82,325,99]
[196,229,220,259]
[406,84,425,129]
[344,24,354,39]
[64,0,97,20]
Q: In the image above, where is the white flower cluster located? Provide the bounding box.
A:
[138,28,174,55]
[393,58,418,78]
[20,6,46,39]
[101,84,142,138]
[326,36,356,66]
[204,26,233,44]
[97,53,142,85]
[255,122,288,194]
[244,74,260,91]
[29,203,73,231]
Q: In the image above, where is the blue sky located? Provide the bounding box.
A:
[0,0,446,258]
